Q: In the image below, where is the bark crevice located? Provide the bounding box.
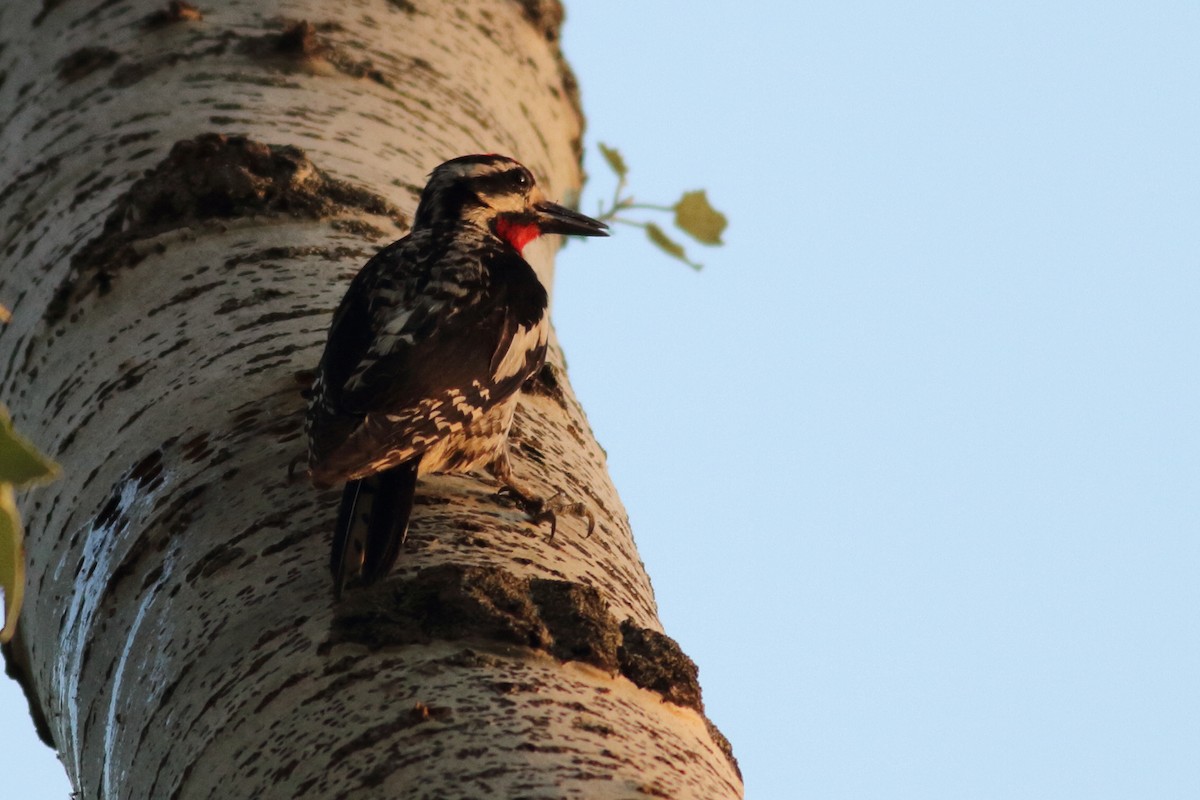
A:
[325,562,737,774]
[328,564,703,702]
[48,133,407,323]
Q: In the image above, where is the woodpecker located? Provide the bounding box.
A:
[307,154,608,597]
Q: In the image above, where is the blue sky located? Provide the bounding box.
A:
[5,2,1200,797]
[556,2,1200,797]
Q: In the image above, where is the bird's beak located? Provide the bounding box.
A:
[534,202,609,237]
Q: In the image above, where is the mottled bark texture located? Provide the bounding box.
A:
[0,1,741,798]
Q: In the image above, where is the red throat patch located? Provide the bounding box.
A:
[495,218,541,253]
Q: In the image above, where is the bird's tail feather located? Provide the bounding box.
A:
[331,459,419,598]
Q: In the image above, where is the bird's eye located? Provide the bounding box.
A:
[514,171,531,190]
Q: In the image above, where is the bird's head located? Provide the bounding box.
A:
[414,154,608,252]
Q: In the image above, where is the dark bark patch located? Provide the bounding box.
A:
[150,484,207,539]
[514,0,564,42]
[252,669,307,714]
[386,0,418,14]
[703,717,742,781]
[328,565,704,713]
[185,542,246,582]
[113,133,403,228]
[2,157,62,250]
[529,578,620,670]
[88,471,205,657]
[93,362,152,411]
[572,716,615,737]
[229,405,263,437]
[47,133,406,323]
[276,19,327,58]
[330,218,388,241]
[241,19,395,89]
[327,701,450,771]
[392,178,424,198]
[517,441,546,465]
[142,1,203,29]
[147,281,223,317]
[70,173,117,211]
[332,564,552,651]
[182,432,212,463]
[1,642,55,747]
[111,60,168,89]
[409,56,435,74]
[215,288,287,314]
[259,523,318,557]
[90,447,176,539]
[515,742,570,754]
[57,46,120,83]
[234,307,328,332]
[115,130,156,148]
[95,488,128,531]
[105,535,151,594]
[268,759,301,784]
[130,449,165,488]
[222,244,371,271]
[33,0,68,27]
[109,34,235,88]
[617,621,701,711]
[139,563,165,591]
[490,679,539,695]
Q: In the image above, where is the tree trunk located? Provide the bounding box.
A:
[0,1,741,797]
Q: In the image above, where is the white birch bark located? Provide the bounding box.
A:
[0,1,742,797]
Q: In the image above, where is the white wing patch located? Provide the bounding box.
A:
[491,319,548,383]
[373,305,425,350]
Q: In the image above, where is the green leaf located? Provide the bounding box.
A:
[0,406,59,487]
[598,142,628,179]
[646,223,701,270]
[673,190,727,245]
[0,405,59,644]
[1,483,23,643]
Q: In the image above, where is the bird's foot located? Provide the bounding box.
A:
[286,452,308,483]
[497,485,595,541]
[491,450,595,539]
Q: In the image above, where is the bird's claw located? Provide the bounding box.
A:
[497,487,595,540]
[286,452,308,483]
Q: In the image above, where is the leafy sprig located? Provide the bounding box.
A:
[0,305,60,643]
[591,143,727,270]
